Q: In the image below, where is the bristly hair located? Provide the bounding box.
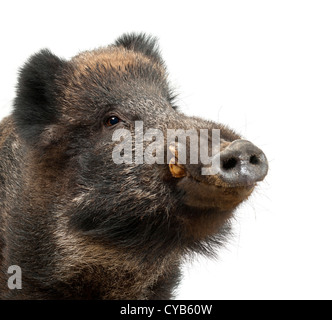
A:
[115,32,179,109]
[115,32,163,65]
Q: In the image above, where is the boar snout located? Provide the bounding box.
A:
[169,139,268,210]
[211,139,268,187]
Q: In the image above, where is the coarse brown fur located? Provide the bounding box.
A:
[0,33,267,299]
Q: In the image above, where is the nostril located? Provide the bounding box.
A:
[249,155,260,165]
[222,157,238,170]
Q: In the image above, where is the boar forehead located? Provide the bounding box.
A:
[57,46,172,123]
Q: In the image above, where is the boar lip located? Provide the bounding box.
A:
[168,162,256,189]
[168,141,256,189]
[184,170,256,190]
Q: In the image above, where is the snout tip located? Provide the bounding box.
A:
[217,140,268,187]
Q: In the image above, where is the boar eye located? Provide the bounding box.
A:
[105,116,120,127]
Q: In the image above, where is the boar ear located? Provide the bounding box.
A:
[114,33,179,107]
[13,49,66,144]
[114,33,164,65]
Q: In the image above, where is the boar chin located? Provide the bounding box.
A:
[177,176,255,211]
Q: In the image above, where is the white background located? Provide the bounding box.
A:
[1,0,332,300]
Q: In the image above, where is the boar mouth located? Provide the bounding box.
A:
[168,139,268,189]
[175,174,255,210]
[168,144,257,210]
[168,144,257,189]
[169,159,255,211]
[169,161,256,189]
